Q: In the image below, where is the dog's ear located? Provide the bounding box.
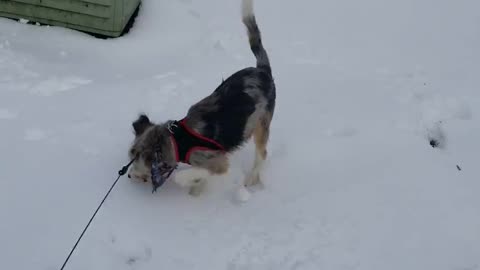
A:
[132,114,153,136]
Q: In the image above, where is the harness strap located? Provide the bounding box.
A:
[169,119,225,164]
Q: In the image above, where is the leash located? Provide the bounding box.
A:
[59,158,135,270]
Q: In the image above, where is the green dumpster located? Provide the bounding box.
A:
[0,0,141,37]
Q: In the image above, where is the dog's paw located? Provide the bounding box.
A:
[244,172,262,187]
[188,178,206,196]
[235,186,251,202]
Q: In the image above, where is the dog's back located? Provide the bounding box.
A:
[184,0,276,152]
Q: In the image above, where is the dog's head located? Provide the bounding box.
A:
[127,114,177,184]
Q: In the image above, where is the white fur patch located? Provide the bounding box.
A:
[242,0,254,19]
[173,167,210,187]
[128,159,151,182]
[235,186,251,202]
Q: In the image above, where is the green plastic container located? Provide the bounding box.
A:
[0,0,141,37]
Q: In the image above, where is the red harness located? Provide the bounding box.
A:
[169,119,225,164]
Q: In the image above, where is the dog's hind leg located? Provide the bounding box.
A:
[245,113,271,187]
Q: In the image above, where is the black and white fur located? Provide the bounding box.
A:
[127,0,275,196]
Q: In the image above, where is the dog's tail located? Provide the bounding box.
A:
[242,0,271,74]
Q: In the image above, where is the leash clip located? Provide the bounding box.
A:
[118,156,137,176]
[167,121,179,134]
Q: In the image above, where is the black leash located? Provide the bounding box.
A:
[59,158,135,270]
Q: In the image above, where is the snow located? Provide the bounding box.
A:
[1,0,480,269]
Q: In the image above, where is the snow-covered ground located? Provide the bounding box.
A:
[1,0,480,269]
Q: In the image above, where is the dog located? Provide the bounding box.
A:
[127,0,275,196]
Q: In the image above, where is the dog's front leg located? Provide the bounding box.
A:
[188,178,207,196]
[173,167,210,196]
